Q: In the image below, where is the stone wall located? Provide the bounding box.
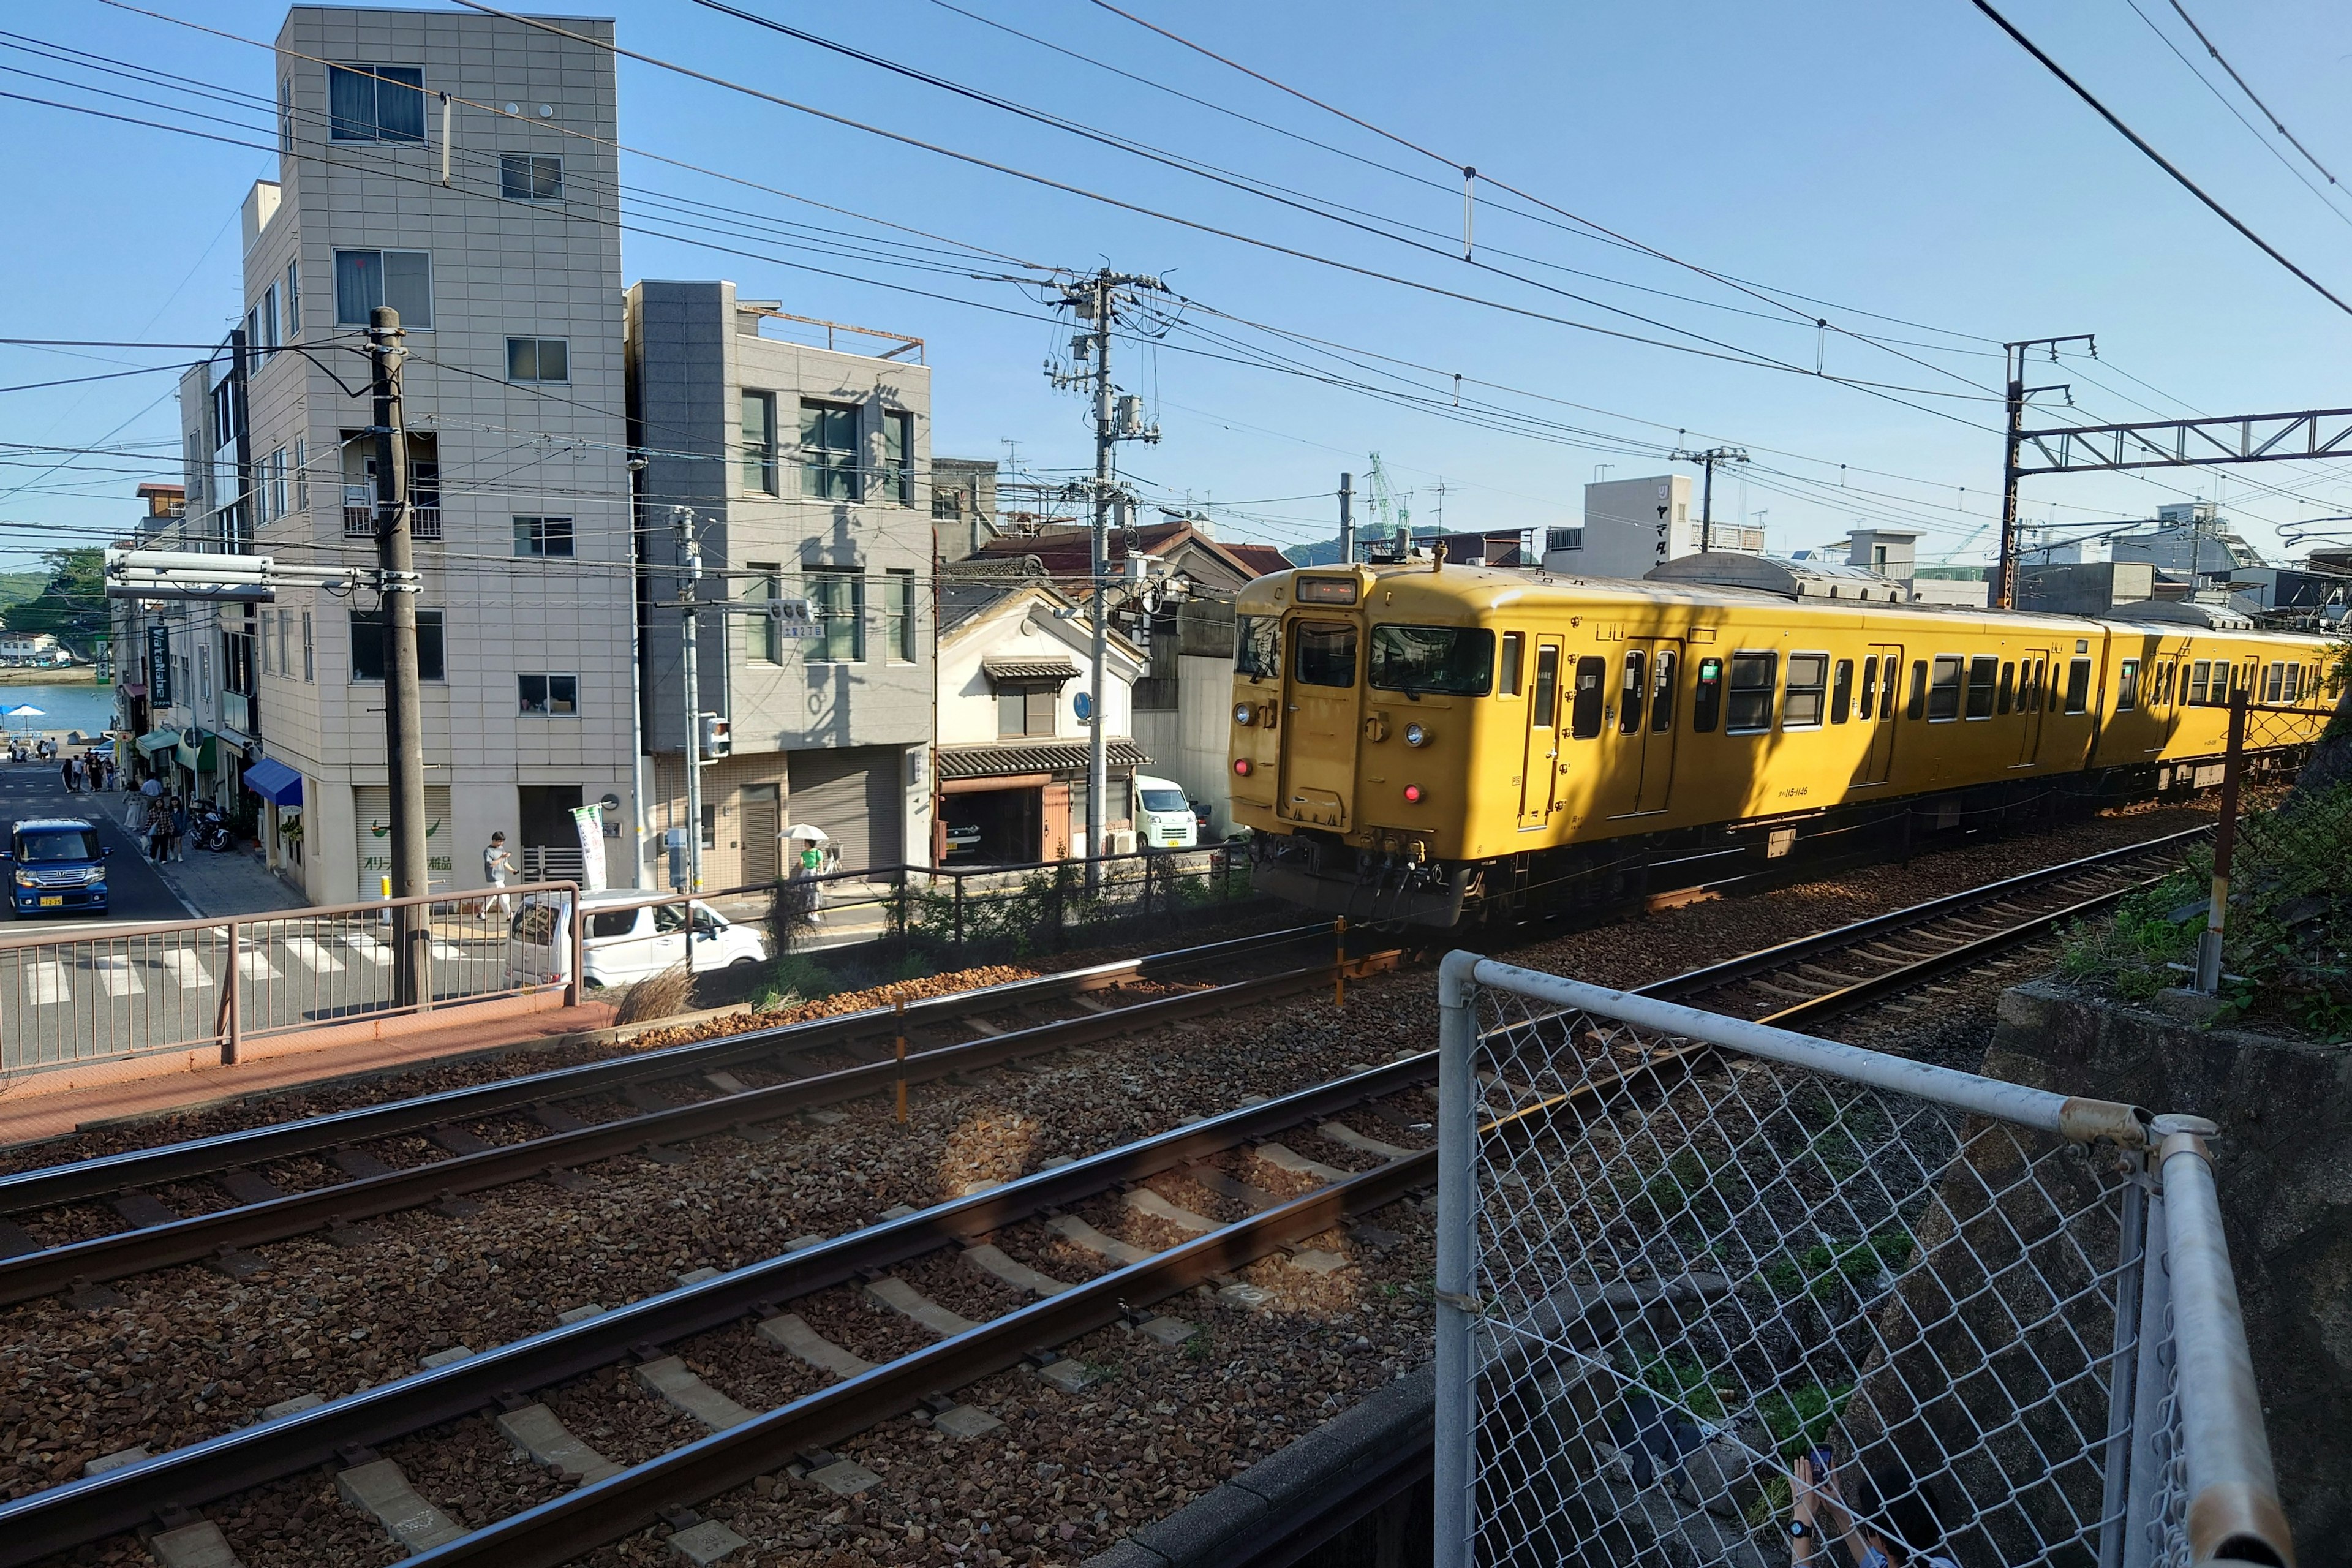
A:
[1985,981,2352,1563]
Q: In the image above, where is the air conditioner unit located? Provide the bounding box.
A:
[1108,830,1137,855]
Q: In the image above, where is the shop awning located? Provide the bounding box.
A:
[176,731,217,772]
[241,755,303,807]
[134,728,182,756]
[936,737,1150,780]
[981,655,1080,685]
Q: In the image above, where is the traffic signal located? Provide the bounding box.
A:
[699,714,732,758]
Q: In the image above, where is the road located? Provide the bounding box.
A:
[0,759,187,924]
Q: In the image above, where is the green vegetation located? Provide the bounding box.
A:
[0,548,105,658]
[1756,1229,1915,1305]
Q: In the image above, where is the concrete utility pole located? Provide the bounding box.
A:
[366,306,429,1008]
[1338,471,1355,564]
[1672,446,1749,554]
[673,506,705,899]
[1997,334,2090,609]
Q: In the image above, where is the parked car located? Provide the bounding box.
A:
[507,891,767,989]
[4,817,110,917]
[1133,775,1197,850]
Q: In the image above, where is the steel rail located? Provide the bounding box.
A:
[1635,826,2207,1007]
[0,960,1342,1307]
[0,1055,1438,1566]
[0,922,1333,1215]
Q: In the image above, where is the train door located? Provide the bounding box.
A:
[1853,644,1901,786]
[1276,616,1362,830]
[1603,639,1681,816]
[1518,638,1562,828]
[2013,647,2051,767]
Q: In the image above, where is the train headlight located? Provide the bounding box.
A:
[1233,703,1255,726]
[1403,722,1428,747]
[1403,783,1424,804]
[1233,758,1252,776]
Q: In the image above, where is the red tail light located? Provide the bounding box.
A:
[1403,784,1423,803]
[1233,758,1251,775]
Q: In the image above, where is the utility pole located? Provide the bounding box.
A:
[673,506,706,900]
[1338,471,1355,564]
[1997,334,2091,609]
[366,307,429,1008]
[1672,446,1748,554]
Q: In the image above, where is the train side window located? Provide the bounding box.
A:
[1964,656,1998,718]
[1906,660,1928,720]
[1926,656,1964,721]
[1498,633,1524,698]
[1727,651,1778,734]
[1857,657,1877,720]
[1619,650,1646,734]
[1882,656,1900,721]
[1292,622,1357,687]
[2064,657,2093,714]
[1997,662,2014,714]
[2263,662,2285,704]
[2116,659,2141,712]
[1531,644,1559,728]
[1830,658,1853,724]
[2187,660,2210,704]
[1650,648,1677,732]
[2283,663,2302,703]
[1570,655,1607,739]
[1783,653,1828,729]
[1692,657,1723,733]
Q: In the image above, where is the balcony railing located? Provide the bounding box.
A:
[342,486,440,540]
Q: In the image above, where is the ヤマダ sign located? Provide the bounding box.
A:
[146,625,172,705]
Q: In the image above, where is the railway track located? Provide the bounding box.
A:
[0,827,2209,1567]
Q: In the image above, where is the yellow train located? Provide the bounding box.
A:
[1227,561,2339,925]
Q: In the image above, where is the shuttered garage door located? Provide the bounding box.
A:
[788,747,903,873]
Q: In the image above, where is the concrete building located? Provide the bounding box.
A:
[626,281,935,882]
[1544,474,1762,578]
[2110,502,2265,587]
[2016,560,2162,617]
[167,7,639,902]
[931,456,999,562]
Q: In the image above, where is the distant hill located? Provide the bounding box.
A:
[0,571,46,611]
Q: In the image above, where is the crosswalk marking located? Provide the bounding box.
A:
[236,950,279,982]
[91,954,143,997]
[430,941,467,962]
[341,932,391,967]
[284,937,345,975]
[26,960,69,1006]
[159,951,213,989]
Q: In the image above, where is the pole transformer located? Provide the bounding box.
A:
[366,306,429,1008]
[673,507,706,900]
[1672,446,1748,555]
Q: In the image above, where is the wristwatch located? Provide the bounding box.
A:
[1789,1521,1812,1540]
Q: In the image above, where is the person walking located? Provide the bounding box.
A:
[58,753,74,794]
[479,831,516,919]
[169,795,191,862]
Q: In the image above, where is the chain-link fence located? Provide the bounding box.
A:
[1433,956,2295,1568]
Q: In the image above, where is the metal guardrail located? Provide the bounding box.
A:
[1432,958,2295,1568]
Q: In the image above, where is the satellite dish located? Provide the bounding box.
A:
[1073,691,1095,723]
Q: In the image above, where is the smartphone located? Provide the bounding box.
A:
[1807,1445,1834,1476]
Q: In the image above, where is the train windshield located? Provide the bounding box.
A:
[1235,615,1281,679]
[1368,625,1494,696]
[1293,622,1358,687]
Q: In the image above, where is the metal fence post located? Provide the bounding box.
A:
[2097,1147,2150,1568]
[564,884,583,1008]
[952,874,966,959]
[1433,949,1482,1568]
[219,921,241,1066]
[2195,689,2248,993]
[2121,1169,2173,1568]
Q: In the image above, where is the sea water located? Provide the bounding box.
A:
[0,680,115,739]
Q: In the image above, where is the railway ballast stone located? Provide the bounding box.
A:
[1982,979,2352,1556]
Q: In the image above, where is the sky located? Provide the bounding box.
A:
[6,0,2352,575]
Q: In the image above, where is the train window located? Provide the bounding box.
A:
[1906,660,1928,720]
[1882,656,1900,721]
[2064,657,2094,714]
[1369,625,1494,695]
[1292,622,1357,688]
[1692,657,1723,733]
[2262,662,2285,704]
[2116,660,2141,712]
[1857,657,1877,720]
[1236,616,1281,680]
[1926,656,1964,721]
[2283,663,2302,703]
[1964,657,1998,718]
[1650,649,1677,732]
[1830,659,1854,724]
[1498,633,1524,698]
[1784,654,1828,729]
[1619,651,1646,734]
[1727,652,1778,734]
[2187,660,2211,705]
[1997,662,2015,714]
[1531,645,1559,728]
[1570,657,1608,739]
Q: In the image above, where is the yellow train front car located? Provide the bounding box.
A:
[1229,562,2336,927]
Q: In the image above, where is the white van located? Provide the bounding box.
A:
[1133,775,1197,850]
[508,891,768,989]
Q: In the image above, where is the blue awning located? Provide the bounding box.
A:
[242,755,303,807]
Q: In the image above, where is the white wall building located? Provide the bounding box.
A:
[1543,473,1763,578]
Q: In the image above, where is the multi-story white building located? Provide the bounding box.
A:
[171,6,639,901]
[1542,473,1764,579]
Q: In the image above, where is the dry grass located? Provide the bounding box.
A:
[612,963,697,1027]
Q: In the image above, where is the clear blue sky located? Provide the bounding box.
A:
[7,0,2352,573]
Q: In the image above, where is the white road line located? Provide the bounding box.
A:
[158,951,213,989]
[26,960,69,1006]
[341,932,392,967]
[284,937,345,974]
[236,949,279,982]
[90,954,143,997]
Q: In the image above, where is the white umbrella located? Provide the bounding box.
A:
[784,824,830,843]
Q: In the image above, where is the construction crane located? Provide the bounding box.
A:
[1366,452,1412,546]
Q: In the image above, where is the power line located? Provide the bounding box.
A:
[2163,0,2349,198]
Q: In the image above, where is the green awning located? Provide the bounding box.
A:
[176,731,217,772]
[134,728,182,756]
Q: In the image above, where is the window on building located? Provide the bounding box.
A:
[279,74,293,153]
[2064,657,2094,714]
[746,564,782,663]
[800,399,859,500]
[1569,655,1608,739]
[518,674,579,715]
[886,569,916,663]
[301,610,314,682]
[292,436,307,511]
[1726,652,1777,734]
[998,684,1057,738]
[500,153,564,201]
[279,609,295,677]
[328,64,425,143]
[284,260,300,339]
[884,409,914,505]
[260,614,274,679]
[1784,652,1829,729]
[334,248,432,328]
[1547,527,1584,554]
[513,516,573,557]
[349,608,446,681]
[1830,658,1853,724]
[2117,658,2143,712]
[266,447,288,520]
[258,284,281,354]
[739,391,777,496]
[807,570,864,662]
[506,337,568,383]
[1964,655,1999,718]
